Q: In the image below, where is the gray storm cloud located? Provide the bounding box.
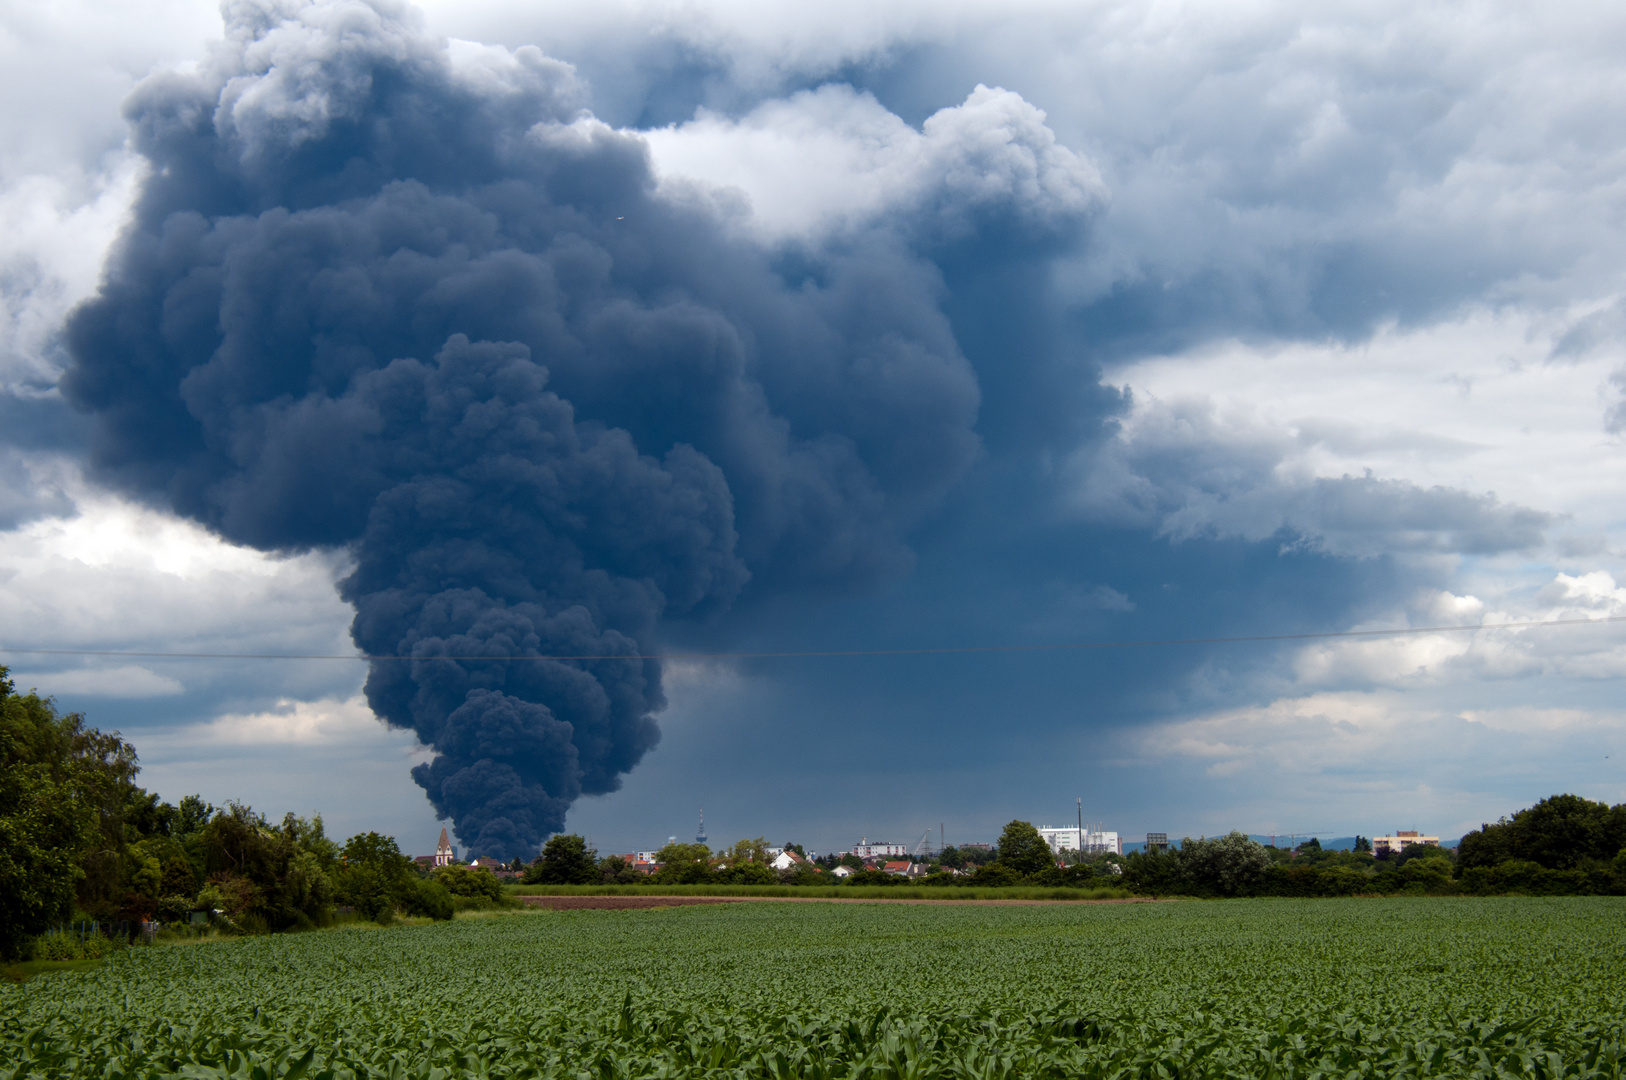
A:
[1072,398,1551,557]
[58,0,1097,857]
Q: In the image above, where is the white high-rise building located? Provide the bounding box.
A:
[852,838,909,859]
[1038,826,1120,855]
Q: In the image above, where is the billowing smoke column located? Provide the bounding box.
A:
[61,0,1099,857]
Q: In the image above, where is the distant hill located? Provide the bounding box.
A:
[1120,834,1460,853]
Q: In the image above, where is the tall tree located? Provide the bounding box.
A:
[995,820,1055,876]
[1177,833,1271,896]
[723,837,770,865]
[1459,794,1626,871]
[0,667,153,952]
[525,833,599,884]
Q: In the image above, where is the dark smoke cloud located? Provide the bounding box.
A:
[57,0,1087,857]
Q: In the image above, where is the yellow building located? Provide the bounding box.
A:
[1372,830,1439,857]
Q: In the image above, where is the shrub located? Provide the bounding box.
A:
[434,864,506,902]
[27,931,112,961]
[403,877,454,920]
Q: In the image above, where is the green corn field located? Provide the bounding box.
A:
[3,897,1624,1079]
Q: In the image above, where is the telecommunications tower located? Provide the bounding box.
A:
[696,808,707,845]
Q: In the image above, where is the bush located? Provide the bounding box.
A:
[714,861,777,885]
[434,864,506,902]
[966,864,1021,887]
[28,931,112,961]
[403,877,455,920]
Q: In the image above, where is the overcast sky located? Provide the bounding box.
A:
[2,0,1623,857]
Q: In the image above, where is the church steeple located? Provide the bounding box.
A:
[435,827,454,866]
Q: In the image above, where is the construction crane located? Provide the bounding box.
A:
[912,830,932,859]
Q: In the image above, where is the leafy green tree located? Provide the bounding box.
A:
[1509,795,1623,869]
[335,832,416,920]
[1354,835,1372,854]
[1177,832,1271,897]
[1392,843,1452,869]
[524,833,598,884]
[337,831,452,920]
[341,831,406,868]
[723,837,770,865]
[995,820,1055,877]
[937,846,965,869]
[175,795,216,837]
[1121,848,1184,897]
[1,669,116,956]
[199,803,336,930]
[1459,794,1626,871]
[1398,855,1453,892]
[1457,818,1515,868]
[650,842,713,884]
[597,854,643,883]
[0,675,147,921]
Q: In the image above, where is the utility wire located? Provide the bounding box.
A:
[2,614,1623,663]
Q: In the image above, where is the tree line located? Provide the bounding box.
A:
[519,808,1626,899]
[7,665,1623,960]
[1118,797,1626,898]
[0,668,508,959]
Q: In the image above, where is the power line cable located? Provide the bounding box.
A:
[1,614,1623,663]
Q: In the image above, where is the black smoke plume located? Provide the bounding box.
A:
[61,0,1091,856]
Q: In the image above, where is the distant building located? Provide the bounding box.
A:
[1038,827,1080,852]
[853,838,909,859]
[1038,826,1121,855]
[831,865,857,878]
[1146,833,1169,853]
[881,860,912,876]
[1372,831,1439,857]
[959,843,993,854]
[769,850,807,871]
[469,857,505,871]
[433,827,455,867]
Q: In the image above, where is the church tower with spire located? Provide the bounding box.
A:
[434,826,454,867]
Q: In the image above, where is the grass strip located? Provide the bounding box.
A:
[507,882,1140,900]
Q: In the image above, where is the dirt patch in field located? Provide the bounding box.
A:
[519,895,1173,910]
[520,896,750,911]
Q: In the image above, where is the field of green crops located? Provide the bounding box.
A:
[4,897,1624,1079]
